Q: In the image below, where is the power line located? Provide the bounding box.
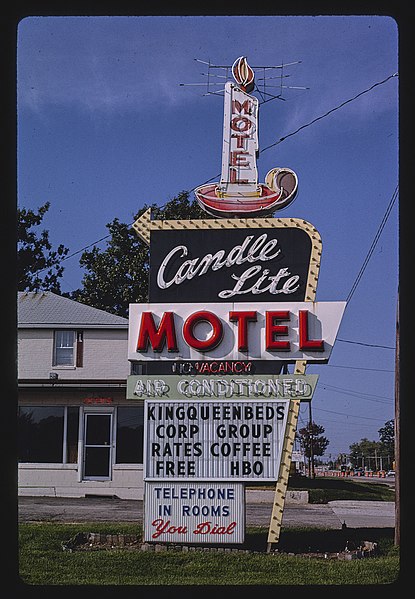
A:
[346,184,398,304]
[337,338,395,350]
[59,233,113,263]
[326,364,394,373]
[314,416,385,430]
[334,183,398,353]
[321,382,393,400]
[26,72,398,282]
[260,72,398,154]
[313,406,390,422]
[319,383,392,404]
[178,74,398,194]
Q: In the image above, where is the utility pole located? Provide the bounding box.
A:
[394,291,400,546]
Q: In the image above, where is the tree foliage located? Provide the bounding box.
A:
[297,421,329,458]
[17,202,69,293]
[349,420,395,469]
[378,419,395,458]
[349,438,380,466]
[68,192,205,317]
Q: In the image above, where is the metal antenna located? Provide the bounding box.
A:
[179,58,309,103]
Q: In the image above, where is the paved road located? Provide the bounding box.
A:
[18,495,395,529]
[328,500,395,528]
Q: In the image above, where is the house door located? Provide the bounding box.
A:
[82,412,113,480]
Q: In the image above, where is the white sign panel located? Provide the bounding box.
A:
[128,301,346,362]
[144,481,245,544]
[144,399,289,481]
[219,81,259,195]
[127,374,319,401]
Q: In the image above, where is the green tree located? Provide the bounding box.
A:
[349,420,395,471]
[378,419,395,465]
[297,421,329,458]
[68,192,204,317]
[17,202,69,293]
[349,438,381,470]
[297,421,329,477]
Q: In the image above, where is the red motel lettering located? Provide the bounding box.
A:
[299,309,324,351]
[136,309,324,354]
[229,310,257,351]
[136,312,178,352]
[265,310,291,351]
[182,311,223,351]
[228,95,256,185]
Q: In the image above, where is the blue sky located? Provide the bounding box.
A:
[17,15,399,458]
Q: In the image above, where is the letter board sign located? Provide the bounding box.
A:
[144,481,245,544]
[144,399,289,481]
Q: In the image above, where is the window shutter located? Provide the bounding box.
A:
[76,331,84,367]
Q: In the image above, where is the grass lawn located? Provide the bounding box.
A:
[18,522,399,586]
[290,476,395,503]
[247,475,395,503]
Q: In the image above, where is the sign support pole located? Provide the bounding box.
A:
[266,214,321,551]
[266,231,319,549]
[266,359,305,551]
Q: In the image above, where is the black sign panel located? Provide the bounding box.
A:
[131,360,286,376]
[149,227,311,303]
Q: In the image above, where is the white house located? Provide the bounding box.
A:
[17,291,144,499]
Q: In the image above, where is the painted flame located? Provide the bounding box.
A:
[232,56,255,93]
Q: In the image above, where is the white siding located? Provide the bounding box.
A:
[80,329,129,379]
[18,329,53,378]
[18,328,129,379]
[18,464,144,499]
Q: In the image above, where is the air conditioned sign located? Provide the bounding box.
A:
[144,482,245,544]
[128,301,346,363]
[127,374,318,401]
[144,399,288,480]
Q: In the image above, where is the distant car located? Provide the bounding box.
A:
[386,470,395,476]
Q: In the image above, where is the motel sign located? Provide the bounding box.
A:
[129,56,345,547]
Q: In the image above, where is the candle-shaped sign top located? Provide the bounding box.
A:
[232,56,255,93]
[194,56,299,218]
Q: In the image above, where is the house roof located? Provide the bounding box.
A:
[18,291,129,329]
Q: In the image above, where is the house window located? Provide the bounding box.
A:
[53,330,76,366]
[18,406,79,464]
[115,406,144,464]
